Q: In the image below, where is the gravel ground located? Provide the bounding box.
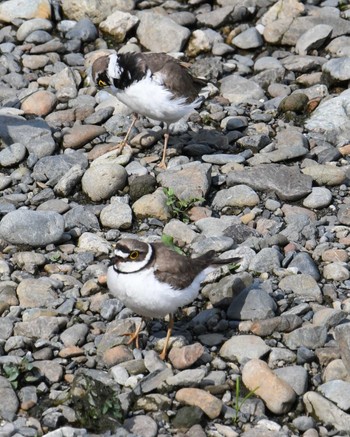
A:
[1,0,350,436]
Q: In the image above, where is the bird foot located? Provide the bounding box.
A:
[157,160,167,170]
[110,141,127,156]
[123,331,140,349]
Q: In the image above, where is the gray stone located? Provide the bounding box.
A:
[227,164,312,201]
[212,185,259,210]
[100,198,133,230]
[32,151,88,186]
[78,232,111,255]
[292,416,315,432]
[274,365,308,396]
[17,278,58,308]
[232,27,264,49]
[323,57,350,82]
[0,210,64,246]
[283,325,328,350]
[64,206,100,232]
[195,216,240,237]
[99,10,138,43]
[323,262,350,281]
[82,164,128,202]
[0,142,26,166]
[334,323,350,375]
[296,24,333,55]
[166,369,206,388]
[60,323,89,347]
[219,335,270,363]
[279,274,322,303]
[227,286,277,320]
[288,253,320,281]
[203,272,253,308]
[16,18,53,41]
[66,18,98,42]
[0,376,19,420]
[326,36,350,57]
[304,392,350,433]
[157,162,211,202]
[302,163,346,186]
[220,75,265,105]
[54,165,85,197]
[318,380,350,411]
[0,318,14,340]
[303,187,332,209]
[136,12,190,53]
[14,316,63,340]
[305,89,350,145]
[248,247,283,273]
[0,115,55,158]
[197,6,233,28]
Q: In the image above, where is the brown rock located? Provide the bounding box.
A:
[338,144,350,156]
[87,143,120,160]
[175,388,222,419]
[169,343,205,370]
[187,206,212,222]
[132,188,172,221]
[250,315,302,337]
[242,358,296,414]
[62,124,106,149]
[103,345,134,367]
[21,90,57,116]
[22,54,49,69]
[322,248,349,263]
[58,346,85,358]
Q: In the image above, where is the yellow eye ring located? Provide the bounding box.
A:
[129,251,139,260]
[98,79,107,87]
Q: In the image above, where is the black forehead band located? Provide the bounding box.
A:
[97,70,109,83]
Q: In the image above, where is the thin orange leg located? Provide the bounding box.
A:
[158,129,169,169]
[116,113,138,154]
[159,314,174,360]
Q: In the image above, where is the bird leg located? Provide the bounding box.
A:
[115,113,138,154]
[123,318,143,349]
[158,127,170,169]
[159,314,174,360]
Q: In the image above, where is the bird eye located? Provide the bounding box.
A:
[129,251,139,260]
[98,79,107,87]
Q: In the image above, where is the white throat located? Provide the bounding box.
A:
[108,53,122,80]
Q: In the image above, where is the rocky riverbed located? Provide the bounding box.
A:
[1,0,350,436]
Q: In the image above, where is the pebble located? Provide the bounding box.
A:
[82,164,127,201]
[175,388,222,419]
[168,343,205,370]
[219,335,271,363]
[0,1,349,436]
[0,376,19,421]
[0,210,65,246]
[304,391,350,433]
[242,359,296,414]
[124,415,158,437]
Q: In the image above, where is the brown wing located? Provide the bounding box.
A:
[151,243,215,289]
[141,53,206,102]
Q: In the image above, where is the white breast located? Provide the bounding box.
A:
[106,265,214,318]
[112,75,199,125]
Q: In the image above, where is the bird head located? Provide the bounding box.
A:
[110,239,154,273]
[91,53,122,89]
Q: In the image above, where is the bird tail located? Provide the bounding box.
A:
[212,256,241,266]
[196,251,241,267]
